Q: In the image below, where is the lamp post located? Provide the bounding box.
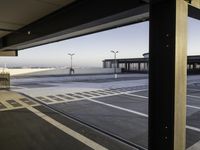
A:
[68,53,75,75]
[111,50,118,79]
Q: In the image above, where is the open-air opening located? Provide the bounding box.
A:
[186,17,200,149]
[0,16,200,150]
[0,22,150,150]
[0,1,200,150]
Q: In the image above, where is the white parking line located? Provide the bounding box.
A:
[125,93,200,110]
[125,93,148,99]
[15,99,108,150]
[187,94,200,100]
[186,126,200,132]
[85,97,200,133]
[73,89,148,100]
[187,140,200,150]
[86,98,148,118]
[187,105,200,110]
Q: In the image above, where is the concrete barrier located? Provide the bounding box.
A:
[1,68,53,76]
[0,72,10,89]
[4,68,121,77]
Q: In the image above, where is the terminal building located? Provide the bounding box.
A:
[103,53,200,74]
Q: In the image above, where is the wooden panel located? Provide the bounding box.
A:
[186,0,200,9]
[174,0,188,150]
[0,50,18,56]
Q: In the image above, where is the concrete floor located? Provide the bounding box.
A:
[0,74,200,150]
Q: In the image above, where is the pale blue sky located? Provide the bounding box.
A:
[0,18,199,68]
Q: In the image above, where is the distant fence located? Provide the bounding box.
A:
[0,72,10,89]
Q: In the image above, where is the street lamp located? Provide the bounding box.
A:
[111,50,118,79]
[68,53,75,75]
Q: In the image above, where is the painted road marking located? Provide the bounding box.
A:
[125,93,200,111]
[6,100,22,107]
[47,95,64,102]
[86,98,148,118]
[36,97,53,104]
[56,94,74,100]
[84,92,100,97]
[187,94,200,100]
[0,100,24,111]
[0,98,39,111]
[105,89,115,94]
[0,106,25,112]
[75,92,93,98]
[0,102,6,109]
[35,95,85,104]
[19,98,38,105]
[94,91,108,95]
[187,105,200,110]
[187,140,200,150]
[0,101,13,109]
[77,92,92,97]
[72,89,148,101]
[66,93,83,99]
[125,93,148,99]
[99,90,114,94]
[15,99,108,150]
[85,97,200,133]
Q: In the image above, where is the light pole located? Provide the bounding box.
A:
[111,50,118,79]
[68,53,75,75]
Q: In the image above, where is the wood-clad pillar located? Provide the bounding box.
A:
[149,0,188,150]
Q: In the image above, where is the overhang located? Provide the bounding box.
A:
[0,0,199,51]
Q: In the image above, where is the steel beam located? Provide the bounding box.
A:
[149,0,188,150]
[1,0,200,51]
[0,0,148,50]
[189,5,200,20]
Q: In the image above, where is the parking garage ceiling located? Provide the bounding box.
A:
[0,0,199,52]
[0,0,76,38]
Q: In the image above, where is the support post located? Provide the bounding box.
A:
[149,0,188,150]
[138,62,141,71]
[128,63,130,71]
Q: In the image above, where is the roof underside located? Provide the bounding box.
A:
[0,0,75,38]
[0,0,199,51]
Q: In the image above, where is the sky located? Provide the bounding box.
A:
[0,17,199,68]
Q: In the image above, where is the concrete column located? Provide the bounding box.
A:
[103,61,106,68]
[149,0,188,150]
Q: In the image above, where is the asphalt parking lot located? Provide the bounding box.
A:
[0,74,200,150]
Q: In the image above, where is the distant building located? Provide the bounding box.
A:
[103,53,200,74]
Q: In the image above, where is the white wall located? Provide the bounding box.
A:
[1,68,121,76]
[0,68,53,76]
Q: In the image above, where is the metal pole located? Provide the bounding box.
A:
[114,52,116,74]
[70,55,72,69]
[68,53,75,75]
[111,50,118,79]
